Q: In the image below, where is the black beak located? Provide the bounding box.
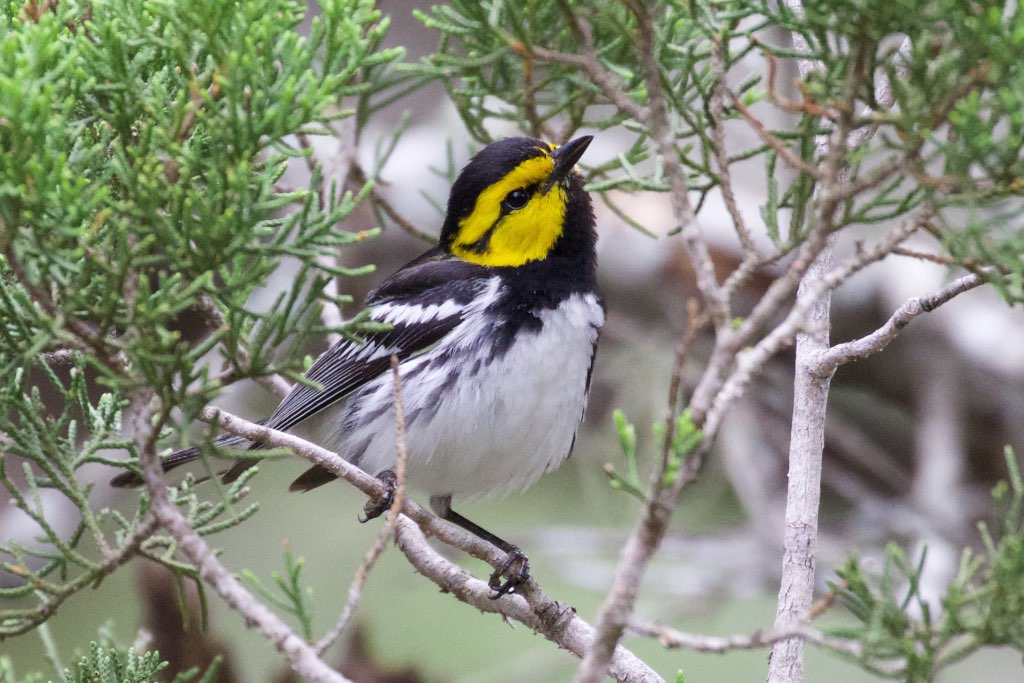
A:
[544,135,593,193]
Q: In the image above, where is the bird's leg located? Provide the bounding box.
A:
[430,495,530,599]
[359,470,398,522]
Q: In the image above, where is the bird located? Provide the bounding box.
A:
[112,135,604,597]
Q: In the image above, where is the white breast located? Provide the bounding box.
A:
[307,285,604,500]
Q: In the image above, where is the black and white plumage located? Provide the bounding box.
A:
[113,135,603,596]
[288,257,604,499]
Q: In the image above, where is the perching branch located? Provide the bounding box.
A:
[188,406,660,681]
[394,517,662,683]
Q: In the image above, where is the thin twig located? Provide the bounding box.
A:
[727,89,822,179]
[709,37,755,254]
[815,273,984,373]
[630,619,865,659]
[315,356,408,655]
[177,79,221,142]
[297,132,329,213]
[633,5,728,329]
[511,39,557,140]
[892,246,1010,276]
[350,162,437,244]
[0,512,159,638]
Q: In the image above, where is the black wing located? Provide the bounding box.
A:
[261,253,492,434]
[110,252,493,488]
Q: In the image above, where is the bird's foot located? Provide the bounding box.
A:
[359,470,398,522]
[488,546,530,599]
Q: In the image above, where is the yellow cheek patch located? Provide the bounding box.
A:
[452,155,567,267]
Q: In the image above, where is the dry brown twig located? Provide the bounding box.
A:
[727,90,822,179]
[517,24,647,123]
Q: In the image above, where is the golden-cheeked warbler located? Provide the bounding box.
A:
[113,135,604,596]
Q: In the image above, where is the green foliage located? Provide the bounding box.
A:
[0,0,404,638]
[62,640,219,683]
[827,448,1024,681]
[655,410,702,488]
[0,0,400,395]
[605,409,644,500]
[242,542,315,641]
[417,0,1024,299]
[0,353,261,637]
[605,409,702,499]
[64,642,169,683]
[0,627,221,683]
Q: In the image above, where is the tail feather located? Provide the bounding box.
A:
[109,420,337,492]
[288,465,338,492]
[109,432,252,488]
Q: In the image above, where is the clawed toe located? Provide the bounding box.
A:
[488,547,530,599]
[359,470,398,522]
[428,495,532,599]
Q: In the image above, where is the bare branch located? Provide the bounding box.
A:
[815,273,984,373]
[134,394,351,683]
[630,619,867,660]
[767,243,832,682]
[632,4,728,329]
[768,7,887,679]
[394,517,662,683]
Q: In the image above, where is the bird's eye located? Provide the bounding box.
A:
[503,188,530,211]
